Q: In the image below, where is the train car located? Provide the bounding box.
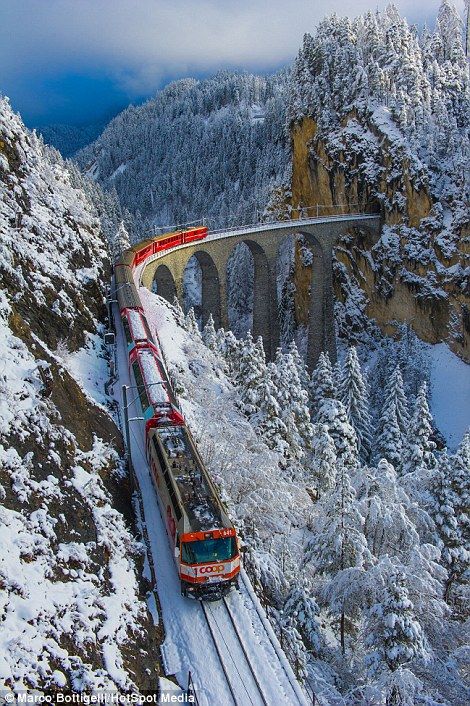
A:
[115,263,142,312]
[146,424,240,601]
[129,344,184,431]
[132,226,209,267]
[181,225,208,244]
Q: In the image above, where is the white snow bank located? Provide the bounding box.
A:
[429,343,470,450]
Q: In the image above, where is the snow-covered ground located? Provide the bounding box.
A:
[62,331,110,408]
[428,343,470,450]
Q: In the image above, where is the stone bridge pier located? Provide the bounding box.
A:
[140,216,381,369]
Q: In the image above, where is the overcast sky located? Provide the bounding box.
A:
[0,0,465,127]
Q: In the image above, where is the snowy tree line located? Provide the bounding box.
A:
[180,303,469,705]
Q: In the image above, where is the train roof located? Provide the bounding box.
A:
[124,307,150,341]
[155,425,230,534]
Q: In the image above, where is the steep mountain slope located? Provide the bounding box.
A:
[0,98,160,692]
[288,2,469,359]
[76,71,290,231]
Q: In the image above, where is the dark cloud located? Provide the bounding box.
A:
[0,0,463,124]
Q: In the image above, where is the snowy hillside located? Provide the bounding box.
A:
[144,292,469,705]
[0,98,159,692]
[75,72,290,232]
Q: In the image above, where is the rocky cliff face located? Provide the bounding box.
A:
[0,99,160,692]
[287,6,469,360]
[290,113,469,360]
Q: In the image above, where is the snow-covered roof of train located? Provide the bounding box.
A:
[138,350,170,406]
[127,308,148,340]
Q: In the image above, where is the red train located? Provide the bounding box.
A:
[115,226,241,601]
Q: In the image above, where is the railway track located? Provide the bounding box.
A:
[200,597,270,706]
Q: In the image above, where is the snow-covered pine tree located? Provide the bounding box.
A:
[283,353,314,451]
[172,296,185,327]
[451,430,470,536]
[309,351,337,421]
[436,0,464,61]
[287,339,309,392]
[317,397,359,471]
[271,349,313,459]
[375,406,404,470]
[237,332,267,419]
[403,382,437,475]
[223,329,242,377]
[307,464,370,652]
[279,613,309,682]
[283,578,322,653]
[202,313,217,350]
[111,221,131,260]
[184,307,201,338]
[338,347,372,462]
[356,459,420,559]
[365,564,426,701]
[214,327,228,357]
[252,362,289,457]
[310,423,337,496]
[430,452,468,602]
[374,365,409,468]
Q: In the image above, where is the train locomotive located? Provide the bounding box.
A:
[114,226,240,601]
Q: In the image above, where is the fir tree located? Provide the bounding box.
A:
[283,578,322,653]
[375,406,404,470]
[252,363,289,457]
[202,314,217,350]
[272,350,313,459]
[365,566,426,679]
[430,452,469,601]
[111,221,131,260]
[338,347,372,462]
[310,424,337,495]
[309,351,336,420]
[307,465,370,652]
[284,353,314,451]
[184,307,201,338]
[172,296,185,327]
[317,397,359,470]
[374,365,409,468]
[237,332,267,419]
[214,327,228,357]
[287,339,309,392]
[451,430,470,537]
[403,382,437,474]
[223,330,242,377]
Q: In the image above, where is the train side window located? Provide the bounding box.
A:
[132,361,150,410]
[122,317,132,344]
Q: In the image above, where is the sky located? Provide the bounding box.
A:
[0,0,465,128]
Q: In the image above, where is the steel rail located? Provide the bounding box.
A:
[221,597,270,706]
[199,601,240,706]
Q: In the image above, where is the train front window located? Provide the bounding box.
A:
[181,537,236,564]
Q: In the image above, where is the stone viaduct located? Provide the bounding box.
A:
[139,215,381,370]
